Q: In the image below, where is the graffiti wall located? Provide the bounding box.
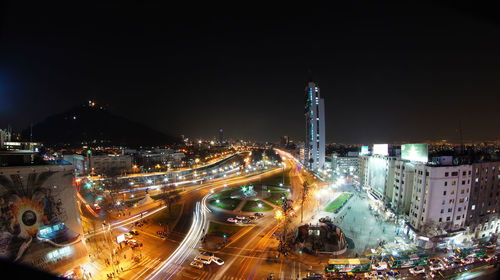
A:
[0,165,87,274]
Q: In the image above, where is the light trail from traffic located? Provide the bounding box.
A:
[143,194,211,280]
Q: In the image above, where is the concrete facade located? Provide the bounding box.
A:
[409,164,472,236]
[466,161,500,239]
[392,160,415,215]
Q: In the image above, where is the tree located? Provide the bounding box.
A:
[161,186,177,217]
[301,181,310,223]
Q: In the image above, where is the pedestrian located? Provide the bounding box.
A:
[121,267,123,272]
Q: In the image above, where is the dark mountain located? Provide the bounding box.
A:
[23,104,180,147]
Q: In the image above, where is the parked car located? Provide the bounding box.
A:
[130,229,139,235]
[235,216,245,220]
[124,233,134,239]
[254,212,264,217]
[190,260,203,269]
[212,257,224,266]
[226,218,237,223]
[409,266,425,275]
[430,263,444,271]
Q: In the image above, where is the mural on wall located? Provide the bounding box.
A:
[0,171,80,263]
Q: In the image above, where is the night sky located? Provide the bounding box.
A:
[1,2,499,143]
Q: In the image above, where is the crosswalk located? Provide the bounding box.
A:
[179,270,249,280]
[130,256,162,280]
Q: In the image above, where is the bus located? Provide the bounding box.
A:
[455,247,486,259]
[325,258,372,273]
[390,253,428,268]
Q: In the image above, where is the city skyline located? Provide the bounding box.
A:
[1,2,499,143]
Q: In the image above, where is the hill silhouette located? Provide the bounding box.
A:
[23,104,180,147]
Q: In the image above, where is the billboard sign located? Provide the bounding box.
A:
[372,144,388,156]
[360,146,369,155]
[401,144,428,163]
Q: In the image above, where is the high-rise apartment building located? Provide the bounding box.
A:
[392,160,416,215]
[408,163,472,242]
[466,161,500,239]
[304,81,325,170]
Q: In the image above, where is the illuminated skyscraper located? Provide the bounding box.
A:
[304,81,325,170]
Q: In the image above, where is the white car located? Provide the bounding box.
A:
[226,218,237,223]
[409,266,425,275]
[371,262,388,271]
[235,216,245,220]
[429,263,444,271]
[212,257,224,266]
[190,260,203,269]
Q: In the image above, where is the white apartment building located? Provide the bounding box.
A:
[392,160,415,215]
[304,81,325,170]
[409,163,473,239]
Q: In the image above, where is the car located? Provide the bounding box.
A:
[130,229,139,235]
[127,239,138,247]
[248,215,256,220]
[371,262,388,271]
[386,270,400,277]
[483,255,497,263]
[461,257,475,265]
[195,254,212,264]
[190,260,203,269]
[235,216,245,220]
[200,251,214,257]
[226,218,237,223]
[429,263,444,271]
[368,271,384,279]
[409,266,425,275]
[212,257,224,266]
[255,212,264,217]
[485,243,496,249]
[124,233,134,239]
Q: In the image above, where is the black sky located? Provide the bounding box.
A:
[1,2,499,144]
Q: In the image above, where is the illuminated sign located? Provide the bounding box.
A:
[372,144,388,156]
[360,146,369,155]
[401,144,428,163]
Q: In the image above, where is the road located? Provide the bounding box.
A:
[165,157,313,280]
